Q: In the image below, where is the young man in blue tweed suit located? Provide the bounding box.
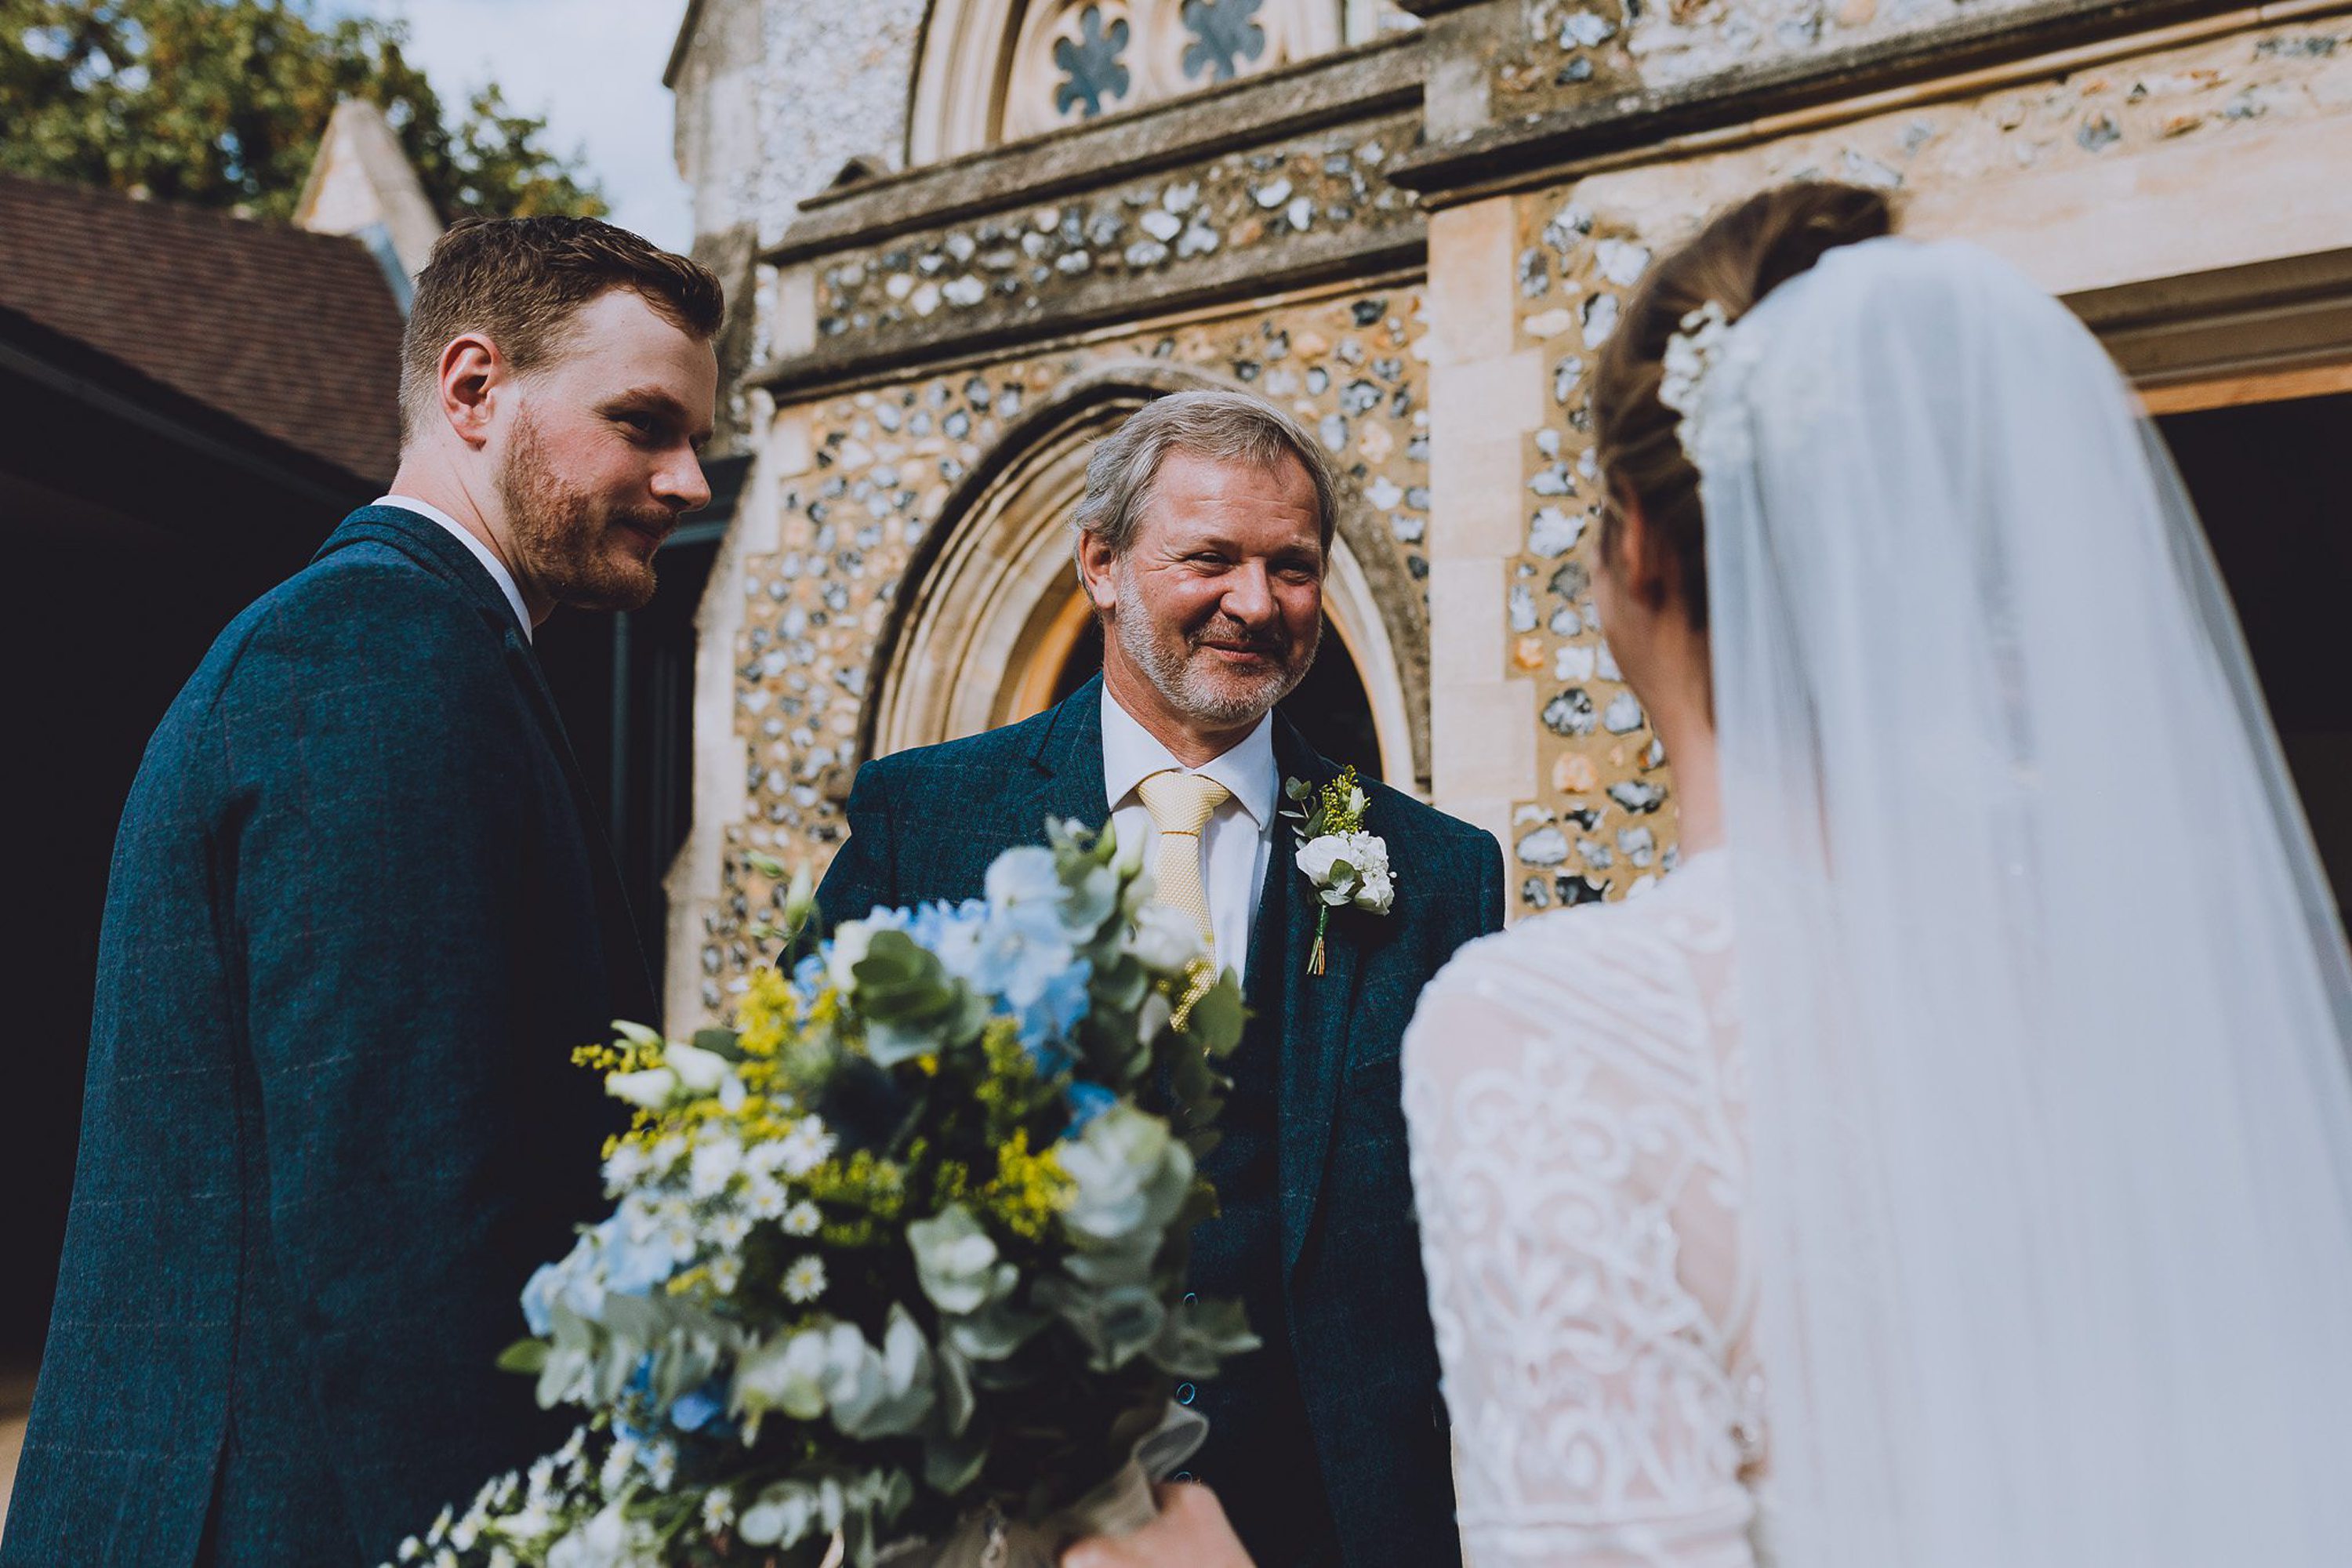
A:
[4,219,720,1568]
[818,390,1507,1568]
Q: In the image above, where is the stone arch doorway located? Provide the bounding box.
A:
[859,361,1426,790]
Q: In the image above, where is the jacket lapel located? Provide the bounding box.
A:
[312,506,658,1023]
[1014,674,1113,836]
[1272,719,1359,1276]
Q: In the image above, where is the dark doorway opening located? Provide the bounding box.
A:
[2159,391,2352,923]
[534,508,728,1014]
[1047,613,1385,781]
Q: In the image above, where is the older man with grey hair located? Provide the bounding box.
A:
[818,387,1504,1568]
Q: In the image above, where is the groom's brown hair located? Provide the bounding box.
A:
[398,216,724,442]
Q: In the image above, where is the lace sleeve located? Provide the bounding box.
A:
[1402,877,1763,1568]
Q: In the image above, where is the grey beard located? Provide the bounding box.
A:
[1112,565,1316,726]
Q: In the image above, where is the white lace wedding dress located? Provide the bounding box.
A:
[1402,851,1767,1568]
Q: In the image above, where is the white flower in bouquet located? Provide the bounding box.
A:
[773,1116,837,1178]
[601,1066,674,1110]
[1128,900,1204,974]
[686,1137,742,1198]
[781,1254,827,1303]
[661,1039,734,1096]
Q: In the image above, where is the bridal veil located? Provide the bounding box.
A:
[1692,237,2352,1564]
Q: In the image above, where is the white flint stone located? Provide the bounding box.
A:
[1254,179,1294,209]
[1139,209,1183,241]
[1595,239,1651,286]
[1516,826,1571,867]
[1582,294,1621,347]
[1559,10,1617,47]
[1530,506,1587,556]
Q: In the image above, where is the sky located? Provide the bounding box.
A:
[340,0,696,250]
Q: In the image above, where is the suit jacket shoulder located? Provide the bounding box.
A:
[853,699,1067,792]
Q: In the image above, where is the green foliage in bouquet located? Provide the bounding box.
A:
[390,822,1254,1568]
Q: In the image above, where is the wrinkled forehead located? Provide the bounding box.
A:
[1134,445,1325,547]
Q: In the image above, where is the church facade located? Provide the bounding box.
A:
[661,0,2352,1029]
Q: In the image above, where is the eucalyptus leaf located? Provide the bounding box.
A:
[692,1025,745,1059]
[495,1337,549,1375]
[923,1426,989,1496]
[1184,976,1248,1058]
[945,1298,1050,1363]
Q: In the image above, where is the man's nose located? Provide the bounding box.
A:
[657,449,713,514]
[1221,562,1275,622]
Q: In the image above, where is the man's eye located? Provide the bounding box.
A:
[617,412,656,437]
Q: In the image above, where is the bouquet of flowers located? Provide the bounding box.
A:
[390,821,1254,1568]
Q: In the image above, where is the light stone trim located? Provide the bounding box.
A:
[1422,198,1536,882]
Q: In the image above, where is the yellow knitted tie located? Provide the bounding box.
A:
[1138,769,1232,967]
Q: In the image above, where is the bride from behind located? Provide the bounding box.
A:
[1065,182,2352,1568]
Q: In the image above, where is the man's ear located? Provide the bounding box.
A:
[437,332,502,449]
[1075,530,1120,615]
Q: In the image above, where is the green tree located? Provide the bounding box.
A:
[0,0,607,223]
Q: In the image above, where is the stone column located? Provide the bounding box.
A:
[1423,197,1541,891]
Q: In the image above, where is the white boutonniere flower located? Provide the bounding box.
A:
[1283,765,1392,976]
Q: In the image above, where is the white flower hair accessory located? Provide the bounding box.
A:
[1657,299,1733,462]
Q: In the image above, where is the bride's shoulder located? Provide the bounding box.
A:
[1406,851,1733,1069]
[1432,852,1729,995]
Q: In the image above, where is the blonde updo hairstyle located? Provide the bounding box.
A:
[1592,183,1896,630]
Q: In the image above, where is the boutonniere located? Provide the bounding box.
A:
[1283,765,1395,977]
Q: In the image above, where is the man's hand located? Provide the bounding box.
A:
[1060,1482,1255,1568]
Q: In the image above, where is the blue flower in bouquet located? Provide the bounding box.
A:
[790,949,828,1005]
[1063,1080,1117,1137]
[983,844,1065,918]
[907,898,990,985]
[1017,956,1093,1062]
[966,908,1073,1011]
[670,1376,732,1436]
[521,1215,685,1335]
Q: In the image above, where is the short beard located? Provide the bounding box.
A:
[495,406,662,613]
[1112,559,1318,728]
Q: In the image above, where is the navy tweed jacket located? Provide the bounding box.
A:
[2,506,653,1567]
[817,676,1506,1568]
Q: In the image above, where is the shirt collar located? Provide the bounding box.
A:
[374,493,534,642]
[1099,683,1279,829]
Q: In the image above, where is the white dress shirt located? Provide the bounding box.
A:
[374,493,534,641]
[1101,685,1279,987]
